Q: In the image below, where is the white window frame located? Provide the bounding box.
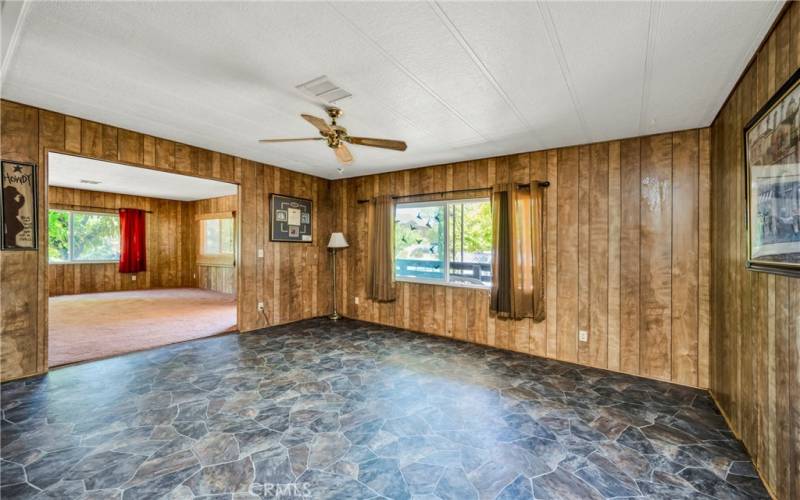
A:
[394,197,491,290]
[48,209,121,264]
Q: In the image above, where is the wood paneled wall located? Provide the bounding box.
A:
[332,129,711,387]
[0,100,332,382]
[48,186,195,295]
[191,195,237,295]
[710,3,800,499]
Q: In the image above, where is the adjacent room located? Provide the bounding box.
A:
[47,153,239,366]
[1,2,798,500]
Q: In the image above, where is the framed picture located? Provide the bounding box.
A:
[744,67,800,276]
[270,193,312,243]
[1,160,38,251]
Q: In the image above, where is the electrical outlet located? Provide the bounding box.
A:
[131,275,137,281]
[354,297,359,305]
[257,302,264,311]
[258,248,264,258]
[579,330,588,342]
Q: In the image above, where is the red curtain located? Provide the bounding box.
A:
[119,208,146,273]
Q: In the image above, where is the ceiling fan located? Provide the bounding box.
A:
[259,107,407,170]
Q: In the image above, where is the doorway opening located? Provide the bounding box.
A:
[46,152,239,367]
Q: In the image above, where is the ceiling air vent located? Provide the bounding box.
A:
[296,76,351,104]
[79,179,102,185]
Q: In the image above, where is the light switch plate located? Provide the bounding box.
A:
[131,275,137,281]
[354,297,359,305]
[579,330,588,342]
[258,248,264,258]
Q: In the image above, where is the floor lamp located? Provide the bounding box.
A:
[328,232,349,320]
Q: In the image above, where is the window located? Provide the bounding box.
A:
[48,209,120,263]
[395,198,492,287]
[201,218,234,255]
[198,214,235,266]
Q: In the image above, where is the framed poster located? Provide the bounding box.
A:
[270,194,312,243]
[1,160,38,250]
[744,67,800,277]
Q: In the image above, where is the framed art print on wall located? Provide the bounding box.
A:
[1,160,38,251]
[270,193,312,242]
[744,67,800,277]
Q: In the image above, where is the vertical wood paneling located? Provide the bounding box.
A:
[545,150,559,359]
[577,146,591,364]
[64,116,81,153]
[620,138,641,375]
[698,129,711,389]
[81,121,102,157]
[38,110,65,373]
[118,129,143,164]
[639,133,673,381]
[1,101,40,380]
[671,130,699,386]
[607,141,621,372]
[588,142,609,368]
[557,147,580,363]
[789,278,800,500]
[101,125,118,160]
[709,4,800,499]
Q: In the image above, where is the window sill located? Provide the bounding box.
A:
[395,276,491,291]
[197,255,235,267]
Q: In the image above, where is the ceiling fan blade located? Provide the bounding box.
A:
[335,144,353,164]
[301,114,332,134]
[346,136,407,151]
[259,137,323,143]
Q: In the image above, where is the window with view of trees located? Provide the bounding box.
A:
[48,209,121,263]
[394,199,492,287]
[198,216,235,267]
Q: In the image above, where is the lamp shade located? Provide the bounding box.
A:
[328,232,349,249]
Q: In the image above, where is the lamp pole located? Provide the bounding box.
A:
[327,232,348,320]
[330,247,340,320]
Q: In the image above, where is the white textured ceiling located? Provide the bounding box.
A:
[2,1,783,179]
[48,153,237,202]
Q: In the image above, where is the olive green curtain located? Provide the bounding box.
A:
[366,195,396,302]
[490,183,545,321]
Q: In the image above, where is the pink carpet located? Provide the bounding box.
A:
[49,288,237,366]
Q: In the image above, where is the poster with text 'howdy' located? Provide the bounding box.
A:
[1,161,38,250]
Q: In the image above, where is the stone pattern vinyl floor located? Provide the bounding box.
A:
[1,318,768,499]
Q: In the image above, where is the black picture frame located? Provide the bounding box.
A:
[743,67,800,277]
[1,160,39,251]
[269,193,313,243]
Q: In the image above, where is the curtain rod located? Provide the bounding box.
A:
[50,204,153,214]
[356,181,550,204]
